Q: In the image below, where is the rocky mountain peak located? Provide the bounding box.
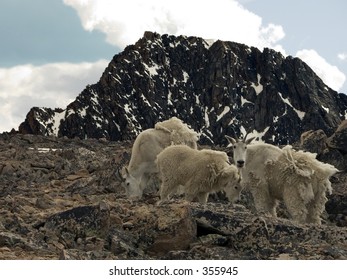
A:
[19,31,347,145]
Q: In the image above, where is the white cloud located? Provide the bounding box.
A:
[338,53,347,61]
[0,60,108,132]
[63,0,285,52]
[296,49,346,92]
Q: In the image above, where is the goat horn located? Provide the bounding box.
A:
[115,168,125,182]
[230,127,239,142]
[243,131,249,143]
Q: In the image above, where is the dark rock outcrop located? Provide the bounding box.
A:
[300,121,347,171]
[18,32,347,145]
[327,120,347,153]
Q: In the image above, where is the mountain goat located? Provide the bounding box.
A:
[226,135,338,224]
[119,117,198,198]
[156,145,242,204]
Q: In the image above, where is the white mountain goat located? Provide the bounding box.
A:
[118,117,198,198]
[156,145,242,204]
[225,135,338,224]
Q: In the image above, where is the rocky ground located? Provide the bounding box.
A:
[0,133,346,260]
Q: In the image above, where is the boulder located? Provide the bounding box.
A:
[327,120,347,153]
[300,129,328,154]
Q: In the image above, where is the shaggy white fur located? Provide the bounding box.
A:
[121,117,198,198]
[156,145,241,203]
[237,143,338,225]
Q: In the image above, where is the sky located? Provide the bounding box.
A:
[0,0,346,133]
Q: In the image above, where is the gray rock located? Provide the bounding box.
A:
[300,129,328,154]
[0,133,346,260]
[327,120,347,153]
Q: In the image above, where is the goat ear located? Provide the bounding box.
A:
[225,135,236,144]
[116,168,126,182]
[120,166,130,177]
[245,137,255,145]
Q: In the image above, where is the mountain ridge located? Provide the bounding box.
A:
[18,31,347,145]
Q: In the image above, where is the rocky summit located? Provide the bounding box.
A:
[0,132,346,260]
[18,31,347,145]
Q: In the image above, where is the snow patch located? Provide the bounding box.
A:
[278,92,306,120]
[141,94,151,107]
[168,91,173,105]
[28,147,61,153]
[216,106,230,122]
[146,63,159,76]
[251,74,263,95]
[204,107,210,127]
[91,95,99,107]
[322,105,330,113]
[113,121,121,131]
[79,108,87,118]
[241,96,253,106]
[195,95,200,105]
[228,117,237,126]
[51,110,66,136]
[183,71,189,82]
[272,134,276,142]
[124,104,131,114]
[240,126,270,143]
[203,39,215,49]
[110,73,122,82]
[201,129,214,144]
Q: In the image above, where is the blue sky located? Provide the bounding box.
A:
[242,0,346,89]
[0,0,116,66]
[0,0,346,132]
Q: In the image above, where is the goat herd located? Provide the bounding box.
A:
[117,117,338,225]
